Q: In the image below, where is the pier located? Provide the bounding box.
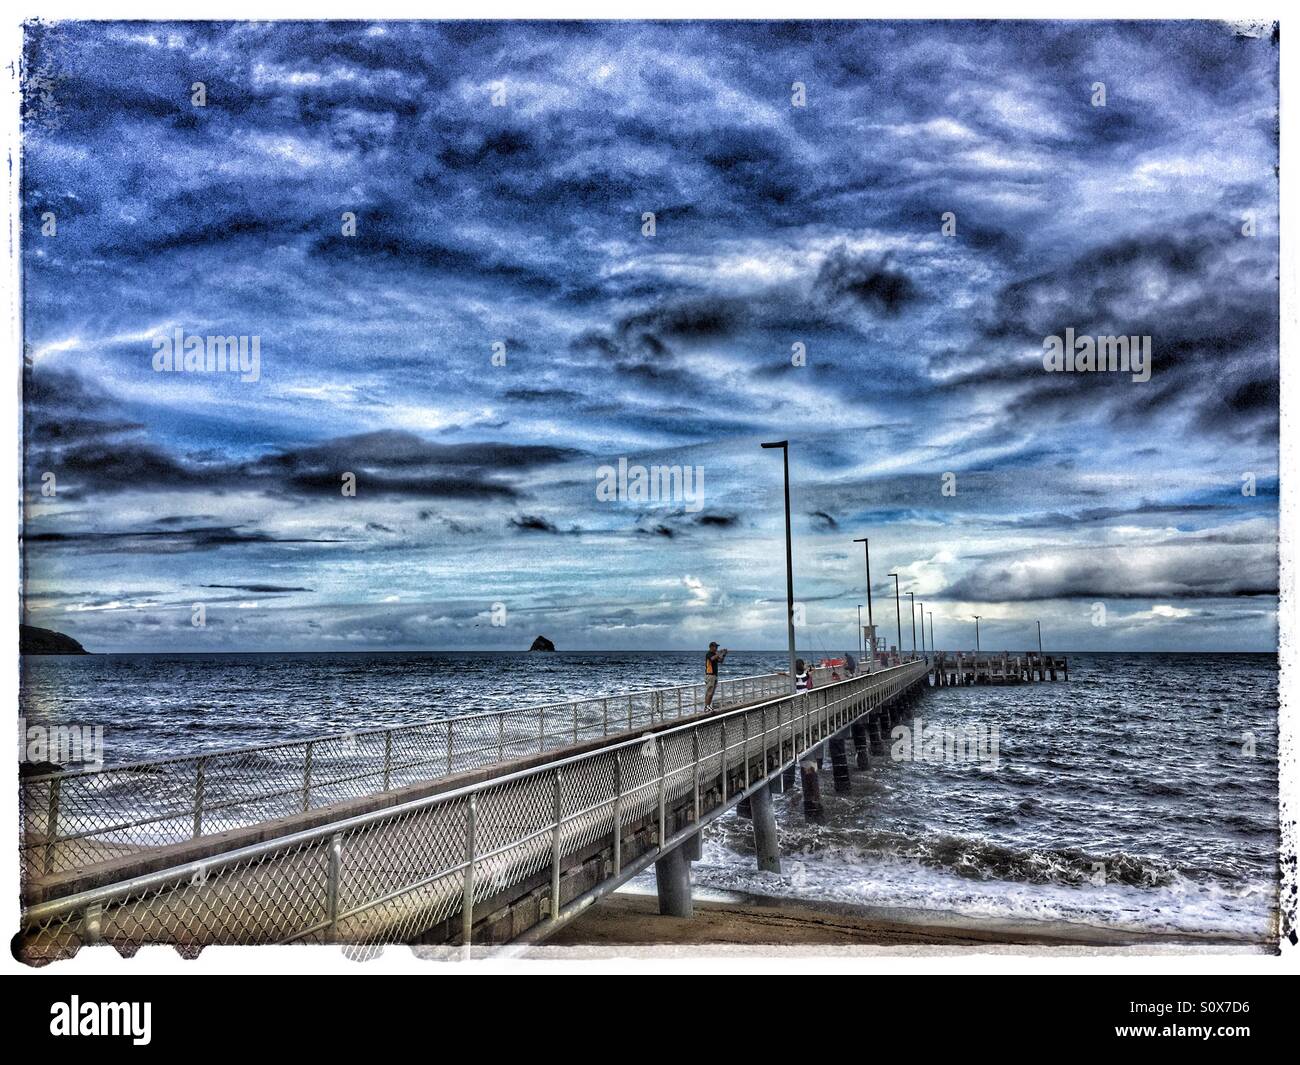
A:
[17,653,1066,963]
[930,652,1069,685]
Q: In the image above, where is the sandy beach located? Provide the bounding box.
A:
[544,889,1271,952]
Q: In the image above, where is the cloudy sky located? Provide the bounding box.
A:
[21,20,1279,653]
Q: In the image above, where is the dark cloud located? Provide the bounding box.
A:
[939,217,1279,445]
[509,514,560,534]
[26,525,347,554]
[30,420,582,501]
[503,387,583,404]
[24,367,143,447]
[815,247,919,315]
[203,583,313,593]
[940,544,1278,601]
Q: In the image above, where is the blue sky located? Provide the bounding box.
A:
[20,20,1279,653]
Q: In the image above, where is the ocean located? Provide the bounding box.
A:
[19,650,1280,941]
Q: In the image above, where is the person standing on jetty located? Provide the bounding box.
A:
[704,641,728,710]
[794,658,813,692]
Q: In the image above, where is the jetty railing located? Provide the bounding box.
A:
[22,666,832,880]
[16,660,929,962]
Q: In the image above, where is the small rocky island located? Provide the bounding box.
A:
[529,635,556,652]
[20,624,90,655]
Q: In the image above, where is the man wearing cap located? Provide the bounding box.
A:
[704,641,728,710]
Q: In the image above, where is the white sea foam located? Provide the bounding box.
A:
[691,833,1275,939]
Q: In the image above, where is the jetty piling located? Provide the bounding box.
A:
[750,785,781,874]
[851,719,870,769]
[654,845,693,918]
[829,736,852,794]
[683,832,702,862]
[800,760,824,822]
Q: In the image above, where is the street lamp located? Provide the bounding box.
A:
[852,536,875,669]
[761,441,797,692]
[852,537,873,625]
[906,591,916,658]
[856,605,863,655]
[1037,619,1043,657]
[927,611,934,654]
[973,615,981,653]
[886,573,902,659]
[918,600,925,657]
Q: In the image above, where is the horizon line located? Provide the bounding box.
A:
[20,647,1280,656]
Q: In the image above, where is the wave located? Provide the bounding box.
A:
[844,828,1182,887]
[694,831,1277,938]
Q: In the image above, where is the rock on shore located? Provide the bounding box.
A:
[529,635,556,652]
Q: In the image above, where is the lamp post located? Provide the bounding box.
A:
[973,615,981,653]
[761,441,797,693]
[927,611,934,655]
[906,591,916,659]
[857,605,863,655]
[918,600,925,658]
[1037,619,1043,657]
[852,537,873,625]
[852,537,876,671]
[887,573,902,659]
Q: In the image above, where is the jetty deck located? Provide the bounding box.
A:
[17,653,1066,963]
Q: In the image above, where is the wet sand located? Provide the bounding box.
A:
[543,890,1270,952]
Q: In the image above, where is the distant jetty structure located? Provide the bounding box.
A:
[17,646,1066,962]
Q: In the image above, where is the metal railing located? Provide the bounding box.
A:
[22,667,825,880]
[15,660,928,963]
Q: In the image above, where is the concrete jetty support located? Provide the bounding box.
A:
[829,735,852,793]
[800,760,824,822]
[750,785,781,873]
[683,831,702,862]
[851,720,870,769]
[655,845,693,917]
[869,714,886,754]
